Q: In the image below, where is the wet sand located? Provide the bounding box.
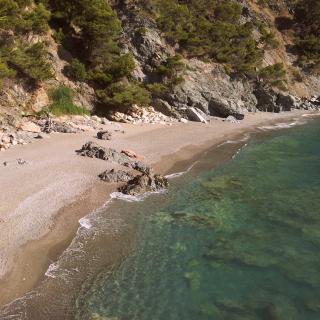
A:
[0,110,315,306]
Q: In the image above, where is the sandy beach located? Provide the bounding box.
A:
[0,110,315,306]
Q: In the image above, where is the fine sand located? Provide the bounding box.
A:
[0,110,316,306]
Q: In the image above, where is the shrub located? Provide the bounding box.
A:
[0,59,15,88]
[46,86,90,116]
[258,63,287,89]
[10,42,53,82]
[97,82,151,109]
[69,58,87,82]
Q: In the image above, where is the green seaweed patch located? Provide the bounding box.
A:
[184,271,201,291]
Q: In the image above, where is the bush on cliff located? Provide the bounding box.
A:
[46,86,89,116]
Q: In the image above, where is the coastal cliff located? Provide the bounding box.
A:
[0,0,320,133]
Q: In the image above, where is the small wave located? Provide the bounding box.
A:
[258,121,304,131]
[110,190,166,202]
[217,134,250,147]
[232,143,248,160]
[165,161,199,179]
[302,113,320,118]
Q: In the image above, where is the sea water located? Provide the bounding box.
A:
[1,117,320,320]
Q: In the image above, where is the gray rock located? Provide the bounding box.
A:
[186,107,208,123]
[224,116,240,124]
[209,98,245,120]
[254,88,280,113]
[154,99,182,119]
[97,130,112,140]
[99,169,134,183]
[277,93,295,111]
[119,174,169,196]
[42,119,76,134]
[77,141,152,174]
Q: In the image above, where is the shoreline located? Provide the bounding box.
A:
[0,110,318,307]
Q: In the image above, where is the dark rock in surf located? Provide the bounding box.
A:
[119,174,169,196]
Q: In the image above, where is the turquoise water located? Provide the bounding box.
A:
[1,118,320,320]
[76,119,320,320]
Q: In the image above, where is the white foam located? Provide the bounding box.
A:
[45,262,59,278]
[165,161,199,179]
[258,122,301,131]
[79,217,92,230]
[110,189,167,202]
[217,134,250,147]
[302,113,320,118]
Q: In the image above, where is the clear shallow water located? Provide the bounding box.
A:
[75,119,320,320]
[1,118,320,320]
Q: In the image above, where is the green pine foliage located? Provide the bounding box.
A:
[0,0,52,84]
[97,82,151,109]
[258,63,287,90]
[141,0,264,75]
[294,0,320,73]
[10,43,53,81]
[46,0,142,110]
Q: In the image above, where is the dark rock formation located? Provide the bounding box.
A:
[97,130,112,140]
[209,97,245,120]
[99,169,134,183]
[119,174,169,196]
[276,93,296,111]
[77,141,152,174]
[254,88,280,113]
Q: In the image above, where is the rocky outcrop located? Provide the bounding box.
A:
[107,105,176,124]
[156,59,257,121]
[209,98,245,120]
[168,59,257,120]
[98,169,134,183]
[119,174,169,196]
[77,141,152,174]
[118,1,172,82]
[254,88,320,113]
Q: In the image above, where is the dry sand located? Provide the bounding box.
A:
[0,110,315,306]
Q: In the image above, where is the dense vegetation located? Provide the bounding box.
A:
[45,85,89,116]
[0,0,52,87]
[43,0,150,110]
[294,0,320,73]
[1,0,320,113]
[140,0,266,76]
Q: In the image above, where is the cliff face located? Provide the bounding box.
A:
[0,0,319,125]
[115,0,320,121]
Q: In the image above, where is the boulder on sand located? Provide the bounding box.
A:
[186,107,208,123]
[97,130,112,140]
[77,141,152,174]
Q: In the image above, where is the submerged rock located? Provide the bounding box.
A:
[119,174,169,196]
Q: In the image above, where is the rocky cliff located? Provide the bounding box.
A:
[0,0,320,127]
